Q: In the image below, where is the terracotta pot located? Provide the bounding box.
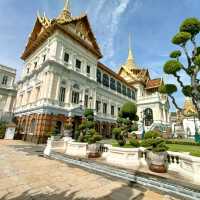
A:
[147,151,168,173]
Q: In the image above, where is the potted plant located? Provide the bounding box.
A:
[141,131,169,173]
[64,123,73,137]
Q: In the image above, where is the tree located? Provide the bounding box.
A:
[113,101,138,146]
[78,109,102,144]
[160,18,200,119]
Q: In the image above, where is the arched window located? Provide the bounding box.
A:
[117,82,122,93]
[103,74,109,87]
[122,85,127,96]
[30,119,36,134]
[127,88,131,98]
[71,84,80,104]
[110,78,116,90]
[131,90,136,100]
[97,69,102,83]
[144,108,153,126]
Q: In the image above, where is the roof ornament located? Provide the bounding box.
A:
[57,0,72,23]
[125,33,137,69]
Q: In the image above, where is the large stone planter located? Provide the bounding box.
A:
[63,129,72,137]
[147,151,168,173]
[65,142,88,157]
[106,147,140,166]
[87,143,101,158]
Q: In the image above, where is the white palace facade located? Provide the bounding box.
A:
[14,1,170,143]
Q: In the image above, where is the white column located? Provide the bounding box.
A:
[55,76,61,101]
[163,106,166,123]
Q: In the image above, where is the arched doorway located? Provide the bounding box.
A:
[54,121,62,135]
[144,108,153,126]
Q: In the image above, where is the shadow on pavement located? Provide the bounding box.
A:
[1,185,145,200]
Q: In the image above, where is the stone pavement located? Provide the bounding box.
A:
[0,140,180,200]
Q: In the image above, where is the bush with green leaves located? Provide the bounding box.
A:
[129,138,140,147]
[141,138,169,153]
[160,17,200,119]
[144,131,161,139]
[0,121,6,139]
[113,102,138,146]
[77,109,102,144]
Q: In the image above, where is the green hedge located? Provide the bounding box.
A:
[166,140,200,146]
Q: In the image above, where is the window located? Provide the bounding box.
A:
[64,53,69,63]
[118,107,121,113]
[132,90,136,100]
[59,87,66,103]
[84,94,89,108]
[27,68,30,74]
[75,59,81,69]
[43,55,46,62]
[122,85,127,96]
[72,91,79,104]
[36,87,40,101]
[97,69,102,83]
[144,108,153,126]
[86,65,90,74]
[96,101,101,113]
[27,91,31,104]
[127,88,131,98]
[34,62,37,69]
[2,75,8,85]
[103,74,109,87]
[103,103,107,114]
[110,78,116,90]
[111,105,115,116]
[117,82,122,93]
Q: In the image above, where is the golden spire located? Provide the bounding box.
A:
[128,33,133,60]
[125,33,137,70]
[64,0,70,11]
[57,0,72,23]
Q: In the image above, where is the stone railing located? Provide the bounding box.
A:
[44,139,200,183]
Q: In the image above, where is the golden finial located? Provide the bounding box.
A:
[128,33,133,60]
[124,33,137,69]
[64,0,70,11]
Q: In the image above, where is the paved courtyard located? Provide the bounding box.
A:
[0,140,180,200]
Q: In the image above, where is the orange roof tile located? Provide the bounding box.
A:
[146,78,162,89]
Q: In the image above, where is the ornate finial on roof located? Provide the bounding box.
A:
[57,0,72,23]
[64,0,70,11]
[125,33,137,70]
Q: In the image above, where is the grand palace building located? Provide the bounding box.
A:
[14,1,170,143]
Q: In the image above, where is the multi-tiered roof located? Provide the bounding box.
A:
[21,0,102,60]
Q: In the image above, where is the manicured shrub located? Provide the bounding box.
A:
[180,17,200,36]
[141,138,168,153]
[144,131,161,139]
[166,139,200,146]
[112,127,122,138]
[170,50,182,58]
[129,138,140,147]
[164,60,182,75]
[0,121,6,139]
[120,101,137,120]
[172,32,191,45]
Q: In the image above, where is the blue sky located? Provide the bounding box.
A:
[0,0,199,110]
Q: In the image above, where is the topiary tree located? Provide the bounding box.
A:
[160,17,200,119]
[113,101,139,146]
[78,109,102,144]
